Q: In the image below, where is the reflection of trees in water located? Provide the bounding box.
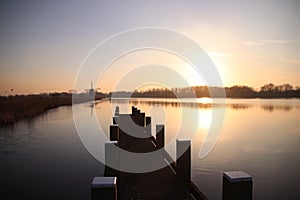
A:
[135,101,254,111]
[110,98,216,109]
[230,104,251,110]
[136,101,294,113]
[261,105,293,112]
[131,99,214,109]
[109,99,298,113]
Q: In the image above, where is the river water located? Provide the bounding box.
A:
[1,98,300,199]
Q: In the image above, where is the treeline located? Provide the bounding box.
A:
[227,83,300,98]
[110,83,300,98]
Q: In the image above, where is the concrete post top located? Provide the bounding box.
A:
[105,141,118,145]
[118,114,131,118]
[91,177,117,188]
[110,124,119,127]
[224,171,252,182]
[176,139,191,145]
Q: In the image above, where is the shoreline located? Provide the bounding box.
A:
[0,94,105,125]
[1,94,299,125]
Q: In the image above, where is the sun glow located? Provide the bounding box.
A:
[198,109,212,130]
[197,97,212,104]
[97,50,205,93]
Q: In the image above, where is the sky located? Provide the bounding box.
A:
[0,0,300,95]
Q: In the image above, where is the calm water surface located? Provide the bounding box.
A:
[1,98,300,199]
[0,105,104,200]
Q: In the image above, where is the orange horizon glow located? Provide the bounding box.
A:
[1,2,299,96]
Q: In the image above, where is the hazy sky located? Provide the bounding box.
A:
[1,0,300,94]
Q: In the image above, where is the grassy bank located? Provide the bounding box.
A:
[0,93,106,124]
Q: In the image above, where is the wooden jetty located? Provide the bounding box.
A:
[91,106,253,200]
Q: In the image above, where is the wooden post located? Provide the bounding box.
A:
[91,177,117,200]
[145,116,151,126]
[105,141,119,176]
[114,106,119,116]
[140,112,145,126]
[135,109,141,125]
[156,124,165,149]
[176,139,191,190]
[109,125,118,141]
[118,114,132,149]
[222,171,253,200]
[131,106,139,126]
[145,117,151,136]
[112,116,118,125]
[118,128,126,150]
[131,106,137,115]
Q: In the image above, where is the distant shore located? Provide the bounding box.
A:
[110,84,300,99]
[1,83,300,125]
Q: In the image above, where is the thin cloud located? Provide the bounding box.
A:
[280,57,300,64]
[244,40,264,46]
[291,59,300,64]
[244,39,291,46]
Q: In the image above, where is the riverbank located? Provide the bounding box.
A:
[0,93,106,125]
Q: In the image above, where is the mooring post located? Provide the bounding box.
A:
[131,106,137,115]
[91,177,117,200]
[114,106,119,116]
[140,112,145,126]
[145,116,151,136]
[145,116,151,126]
[176,139,191,191]
[109,125,119,141]
[222,171,253,200]
[131,106,139,126]
[105,141,119,176]
[156,124,165,149]
[112,116,118,125]
[136,109,141,125]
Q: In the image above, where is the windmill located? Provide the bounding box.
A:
[84,81,102,102]
[84,81,101,94]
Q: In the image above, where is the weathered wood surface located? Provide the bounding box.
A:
[104,106,206,200]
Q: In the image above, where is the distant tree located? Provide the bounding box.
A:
[264,83,293,92]
[279,83,293,92]
[225,85,255,98]
[260,83,275,92]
